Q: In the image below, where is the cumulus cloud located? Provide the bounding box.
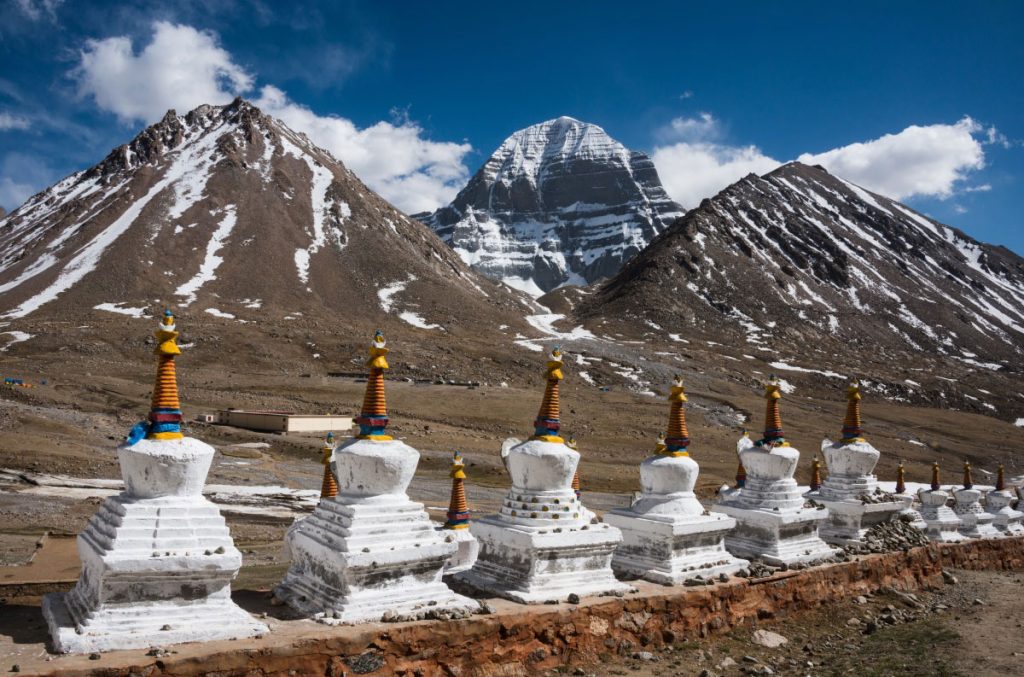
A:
[0,113,31,131]
[652,142,780,208]
[255,86,472,213]
[70,22,471,213]
[73,22,253,124]
[658,112,720,143]
[798,117,989,200]
[653,115,999,207]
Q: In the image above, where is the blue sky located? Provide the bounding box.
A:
[1,0,1021,253]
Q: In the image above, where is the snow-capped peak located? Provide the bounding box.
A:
[418,117,683,295]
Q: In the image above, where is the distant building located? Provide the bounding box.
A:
[207,409,353,434]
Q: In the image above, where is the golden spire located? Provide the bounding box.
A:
[444,452,470,529]
[532,346,565,443]
[663,376,690,456]
[147,309,183,441]
[962,460,973,490]
[931,461,941,491]
[996,464,1006,492]
[810,457,822,491]
[355,331,392,441]
[758,375,787,447]
[840,379,865,444]
[319,432,338,498]
[895,461,906,494]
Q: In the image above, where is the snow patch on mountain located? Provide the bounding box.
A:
[176,205,237,306]
[94,302,149,318]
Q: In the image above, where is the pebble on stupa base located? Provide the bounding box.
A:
[42,311,266,653]
[604,378,748,584]
[275,332,475,624]
[985,466,1024,535]
[714,377,839,567]
[456,347,628,603]
[917,464,967,543]
[954,463,1003,540]
[807,382,905,546]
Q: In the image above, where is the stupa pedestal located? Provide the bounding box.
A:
[891,463,928,530]
[42,312,265,653]
[955,494,1002,539]
[715,379,838,566]
[809,383,903,546]
[605,379,747,584]
[985,466,1024,535]
[917,464,966,543]
[275,333,475,623]
[457,348,628,603]
[953,462,1002,539]
[982,491,1022,535]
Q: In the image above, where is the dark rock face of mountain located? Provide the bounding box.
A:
[416,117,683,296]
[579,162,1024,418]
[0,98,532,373]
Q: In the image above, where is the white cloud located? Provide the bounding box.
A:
[14,0,62,21]
[256,86,472,214]
[0,113,30,131]
[798,117,989,200]
[73,22,253,124]
[653,115,999,207]
[70,22,471,214]
[659,112,720,143]
[652,142,780,208]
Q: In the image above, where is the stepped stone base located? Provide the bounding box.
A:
[457,516,629,603]
[986,491,1024,535]
[440,527,479,575]
[41,491,265,653]
[957,510,1003,540]
[604,510,748,584]
[276,494,475,624]
[812,497,904,546]
[918,490,968,543]
[955,488,1003,540]
[715,503,839,566]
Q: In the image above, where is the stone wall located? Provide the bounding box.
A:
[32,537,1024,677]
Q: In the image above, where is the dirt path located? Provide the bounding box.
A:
[579,568,1023,677]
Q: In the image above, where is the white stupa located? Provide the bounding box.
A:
[604,377,748,584]
[42,311,266,653]
[274,332,475,623]
[954,462,1003,539]
[985,465,1024,535]
[457,347,628,603]
[809,381,904,545]
[891,461,927,530]
[715,377,838,566]
[917,463,967,543]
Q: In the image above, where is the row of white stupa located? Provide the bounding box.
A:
[40,320,1022,654]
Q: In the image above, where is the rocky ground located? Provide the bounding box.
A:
[565,568,1023,677]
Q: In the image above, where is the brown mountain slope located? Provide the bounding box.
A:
[575,162,1024,420]
[0,99,537,381]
